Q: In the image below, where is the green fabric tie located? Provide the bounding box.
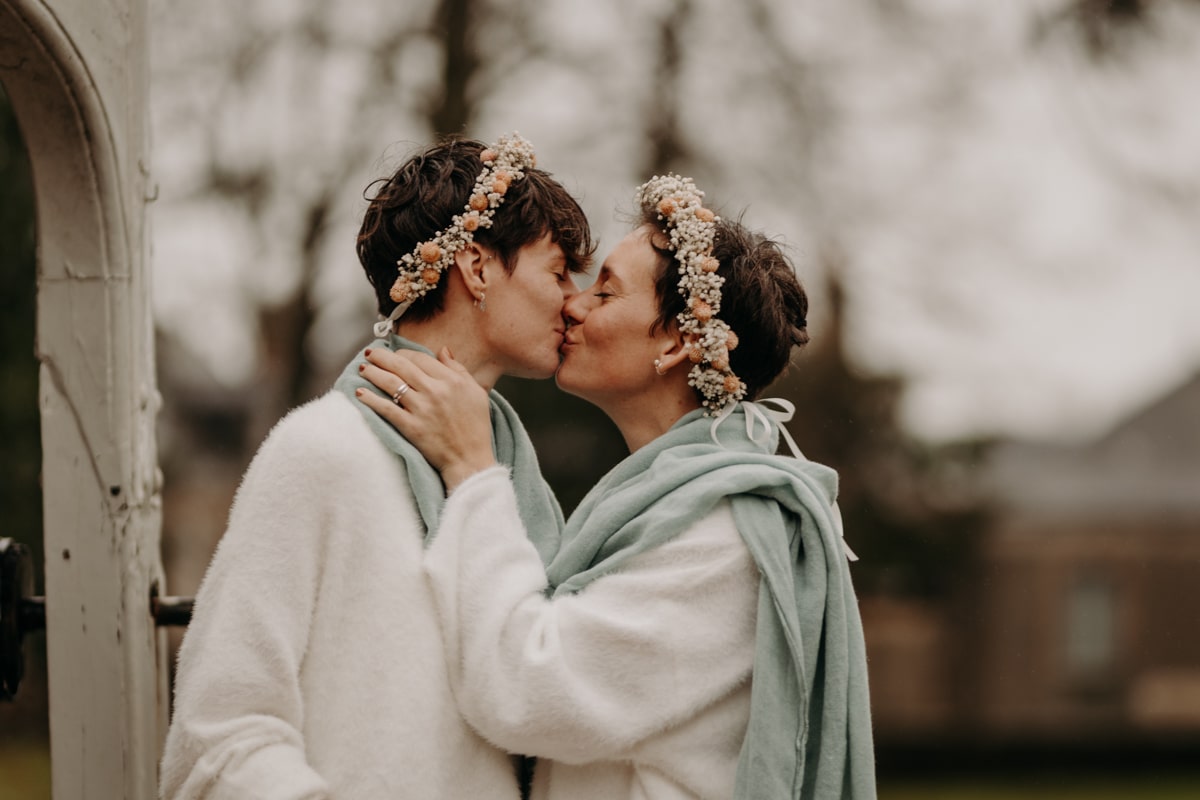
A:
[334,333,563,566]
[549,404,876,800]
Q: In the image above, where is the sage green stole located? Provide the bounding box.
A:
[333,333,562,564]
[549,405,876,800]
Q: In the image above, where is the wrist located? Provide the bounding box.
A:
[442,457,500,493]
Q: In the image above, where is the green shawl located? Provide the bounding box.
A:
[549,404,876,800]
[333,333,562,565]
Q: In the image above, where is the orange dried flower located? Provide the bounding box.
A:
[462,212,480,232]
[389,278,410,303]
[491,177,509,195]
[691,300,713,323]
[420,242,442,264]
[470,194,489,211]
[701,256,720,273]
[723,375,742,394]
[421,268,440,286]
[480,148,497,163]
[658,198,677,217]
[696,207,715,223]
[689,346,705,364]
[711,355,729,372]
[725,331,739,351]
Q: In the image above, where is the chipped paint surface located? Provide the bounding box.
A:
[0,1,165,798]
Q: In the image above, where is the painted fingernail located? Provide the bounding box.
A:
[358,363,366,373]
[354,388,363,397]
[364,348,372,356]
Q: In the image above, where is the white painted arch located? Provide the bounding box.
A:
[0,0,165,797]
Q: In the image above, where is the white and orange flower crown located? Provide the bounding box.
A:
[637,174,744,415]
[373,133,536,337]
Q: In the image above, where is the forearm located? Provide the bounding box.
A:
[424,468,757,763]
[162,434,330,799]
[162,719,328,800]
[357,346,497,490]
[162,585,330,800]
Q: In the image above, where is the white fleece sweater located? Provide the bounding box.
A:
[425,467,760,800]
[160,392,521,800]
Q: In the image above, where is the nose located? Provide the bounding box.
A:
[563,288,588,325]
[561,274,581,302]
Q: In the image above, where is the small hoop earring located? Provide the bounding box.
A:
[475,292,487,312]
[653,358,665,376]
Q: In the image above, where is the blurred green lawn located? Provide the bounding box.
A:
[0,740,50,800]
[2,742,1198,800]
[881,773,1200,800]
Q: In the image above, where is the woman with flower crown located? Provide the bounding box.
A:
[358,175,877,799]
[160,134,595,799]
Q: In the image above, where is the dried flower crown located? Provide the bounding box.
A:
[637,174,745,415]
[387,132,537,310]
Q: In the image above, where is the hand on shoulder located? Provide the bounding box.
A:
[356,347,498,491]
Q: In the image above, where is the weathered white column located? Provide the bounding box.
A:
[0,1,166,798]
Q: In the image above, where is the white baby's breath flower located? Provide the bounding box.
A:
[636,174,744,414]
[390,133,536,306]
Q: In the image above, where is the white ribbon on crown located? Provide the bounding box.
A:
[712,398,859,562]
[373,302,412,339]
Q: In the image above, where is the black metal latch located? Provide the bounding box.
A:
[1,537,193,701]
[1,537,38,701]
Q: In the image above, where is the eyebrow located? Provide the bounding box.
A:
[597,265,624,288]
[549,248,584,275]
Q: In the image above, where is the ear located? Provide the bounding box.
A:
[655,327,692,374]
[452,243,491,299]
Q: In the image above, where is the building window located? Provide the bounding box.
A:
[1065,574,1116,676]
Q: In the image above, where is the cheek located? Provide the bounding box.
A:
[547,278,570,312]
[522,276,560,317]
[588,317,636,362]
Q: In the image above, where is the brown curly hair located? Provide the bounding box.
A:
[358,137,595,322]
[640,204,809,400]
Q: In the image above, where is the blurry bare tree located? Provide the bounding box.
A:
[0,0,1194,781]
[153,0,540,589]
[496,0,704,509]
[1058,0,1156,57]
[641,0,690,174]
[772,268,991,598]
[150,0,1200,598]
[155,0,490,446]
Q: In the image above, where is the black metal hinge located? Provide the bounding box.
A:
[1,537,193,701]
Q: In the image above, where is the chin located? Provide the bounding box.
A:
[553,375,585,400]
[552,366,586,399]
[512,354,560,381]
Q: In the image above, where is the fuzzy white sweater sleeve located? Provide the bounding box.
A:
[160,411,336,800]
[424,466,758,765]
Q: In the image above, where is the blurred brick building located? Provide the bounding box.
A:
[864,371,1200,749]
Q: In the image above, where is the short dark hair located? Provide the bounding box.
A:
[357,137,594,322]
[641,206,809,400]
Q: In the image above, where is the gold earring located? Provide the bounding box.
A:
[476,292,487,312]
[654,358,665,376]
